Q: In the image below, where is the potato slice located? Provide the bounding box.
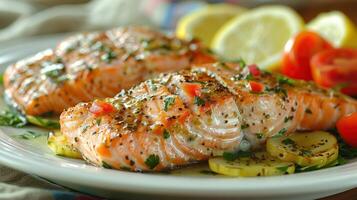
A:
[267,131,338,168]
[48,130,82,159]
[209,152,295,177]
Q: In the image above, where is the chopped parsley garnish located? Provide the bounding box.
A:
[233,58,246,68]
[223,151,251,161]
[163,96,175,111]
[245,74,253,81]
[18,130,41,140]
[272,128,287,138]
[305,108,312,114]
[0,110,27,128]
[193,96,205,106]
[101,50,117,63]
[163,129,170,139]
[102,161,113,169]
[277,76,295,86]
[96,118,102,126]
[256,133,263,139]
[145,154,160,169]
[241,123,250,129]
[276,165,290,173]
[265,86,288,97]
[284,116,293,123]
[282,138,296,145]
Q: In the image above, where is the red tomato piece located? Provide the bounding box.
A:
[337,112,357,148]
[248,64,261,76]
[249,81,264,93]
[311,48,357,96]
[89,101,115,116]
[182,83,202,97]
[282,31,333,81]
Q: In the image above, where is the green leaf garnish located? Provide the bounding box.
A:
[163,129,170,139]
[193,96,205,106]
[222,151,251,161]
[102,161,113,169]
[0,110,27,128]
[276,165,289,173]
[145,154,160,169]
[272,128,287,138]
[277,76,295,86]
[282,138,296,145]
[163,96,175,111]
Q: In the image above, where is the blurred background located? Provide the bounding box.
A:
[0,0,357,42]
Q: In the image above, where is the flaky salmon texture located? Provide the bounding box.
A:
[60,62,357,172]
[3,26,214,116]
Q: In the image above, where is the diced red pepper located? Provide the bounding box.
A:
[89,101,115,116]
[248,64,261,77]
[249,81,264,93]
[182,83,201,97]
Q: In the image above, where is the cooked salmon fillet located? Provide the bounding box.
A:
[3,26,215,116]
[60,62,357,171]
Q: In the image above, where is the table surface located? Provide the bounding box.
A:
[321,188,357,200]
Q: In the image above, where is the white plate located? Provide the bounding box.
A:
[0,35,356,200]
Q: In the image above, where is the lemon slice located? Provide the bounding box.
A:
[307,11,357,48]
[176,3,247,47]
[211,5,304,71]
[209,152,295,177]
[266,131,338,168]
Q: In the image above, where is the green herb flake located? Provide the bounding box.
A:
[241,123,250,129]
[277,76,295,86]
[273,128,287,138]
[163,96,175,111]
[102,161,113,169]
[282,138,296,145]
[233,58,246,68]
[284,116,294,123]
[163,129,170,139]
[256,133,263,139]
[193,96,205,106]
[96,118,102,126]
[223,151,251,161]
[101,50,117,63]
[301,149,312,156]
[145,154,160,169]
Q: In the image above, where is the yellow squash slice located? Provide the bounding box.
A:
[48,130,82,159]
[266,131,338,168]
[209,152,295,177]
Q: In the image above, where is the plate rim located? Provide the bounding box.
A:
[0,34,356,198]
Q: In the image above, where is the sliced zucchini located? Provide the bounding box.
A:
[47,130,82,159]
[209,152,295,177]
[27,115,60,129]
[266,131,338,168]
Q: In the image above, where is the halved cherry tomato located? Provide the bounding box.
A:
[248,64,261,77]
[311,48,357,96]
[249,81,264,93]
[181,83,201,97]
[89,101,115,116]
[337,112,357,148]
[282,31,333,81]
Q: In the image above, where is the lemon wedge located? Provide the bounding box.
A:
[307,11,357,48]
[266,131,338,168]
[209,152,295,177]
[211,5,304,71]
[176,3,247,47]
